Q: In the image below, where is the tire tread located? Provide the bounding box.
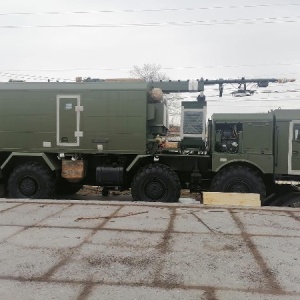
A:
[131,163,181,202]
[8,161,55,199]
[210,165,266,198]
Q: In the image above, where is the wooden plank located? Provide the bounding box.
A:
[203,192,261,207]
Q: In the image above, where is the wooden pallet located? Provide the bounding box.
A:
[203,192,261,207]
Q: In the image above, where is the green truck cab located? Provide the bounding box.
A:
[209,109,300,201]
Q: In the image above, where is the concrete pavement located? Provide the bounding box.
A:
[0,198,299,300]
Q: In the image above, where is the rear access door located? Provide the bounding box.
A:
[56,95,83,147]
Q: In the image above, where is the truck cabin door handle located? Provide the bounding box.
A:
[292,150,299,155]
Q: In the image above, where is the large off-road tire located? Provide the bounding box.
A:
[8,162,55,199]
[210,165,266,198]
[131,164,181,202]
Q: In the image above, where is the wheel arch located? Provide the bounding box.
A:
[124,155,154,188]
[126,155,154,173]
[215,160,265,176]
[216,161,276,194]
[211,162,267,198]
[1,153,60,176]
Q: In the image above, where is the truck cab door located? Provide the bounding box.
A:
[288,121,300,174]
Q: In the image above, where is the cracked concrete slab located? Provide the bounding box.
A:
[0,198,299,300]
[0,280,82,300]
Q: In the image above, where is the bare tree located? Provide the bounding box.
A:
[130,63,169,81]
[130,63,181,125]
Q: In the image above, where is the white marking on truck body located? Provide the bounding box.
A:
[43,142,52,148]
[75,131,83,138]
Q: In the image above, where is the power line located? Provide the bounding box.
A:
[0,3,299,17]
[0,16,300,29]
[1,68,132,72]
[163,63,300,69]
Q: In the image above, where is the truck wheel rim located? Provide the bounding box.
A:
[227,181,250,193]
[144,177,167,201]
[19,177,38,197]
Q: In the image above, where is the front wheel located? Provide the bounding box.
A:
[8,162,55,199]
[210,165,266,199]
[131,164,181,202]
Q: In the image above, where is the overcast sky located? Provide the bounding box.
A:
[0,0,299,117]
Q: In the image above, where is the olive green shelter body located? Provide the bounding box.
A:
[0,81,164,154]
[0,81,176,201]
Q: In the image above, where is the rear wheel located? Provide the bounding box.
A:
[210,165,266,198]
[131,164,181,202]
[8,162,55,199]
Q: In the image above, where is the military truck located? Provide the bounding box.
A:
[209,110,300,199]
[0,78,297,204]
